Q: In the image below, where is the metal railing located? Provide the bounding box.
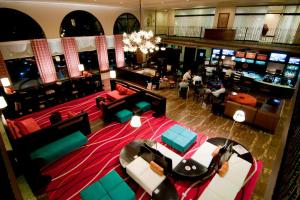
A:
[145,26,300,45]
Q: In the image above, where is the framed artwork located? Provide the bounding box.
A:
[217,13,230,28]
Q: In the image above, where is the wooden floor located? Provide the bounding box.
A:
[151,87,293,200]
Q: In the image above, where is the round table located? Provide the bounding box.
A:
[228,93,257,107]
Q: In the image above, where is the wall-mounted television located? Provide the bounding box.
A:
[236,51,245,58]
[255,60,266,65]
[246,52,256,59]
[269,52,287,63]
[222,49,235,56]
[288,57,300,65]
[212,48,221,55]
[256,54,268,61]
[246,59,255,64]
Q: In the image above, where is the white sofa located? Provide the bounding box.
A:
[126,156,166,195]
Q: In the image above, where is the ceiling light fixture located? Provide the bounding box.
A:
[122,0,161,54]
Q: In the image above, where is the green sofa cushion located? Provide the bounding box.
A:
[99,170,123,191]
[135,101,151,112]
[115,109,133,123]
[30,131,87,164]
[80,182,107,200]
[108,182,135,200]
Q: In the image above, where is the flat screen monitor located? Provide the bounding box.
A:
[246,52,256,59]
[256,54,268,61]
[255,60,266,65]
[222,49,235,56]
[288,57,300,65]
[269,52,287,63]
[212,49,221,55]
[246,59,255,64]
[234,58,242,62]
[236,51,245,58]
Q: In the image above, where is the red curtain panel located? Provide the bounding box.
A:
[96,35,109,72]
[114,34,125,68]
[31,39,57,83]
[0,50,10,78]
[61,37,81,78]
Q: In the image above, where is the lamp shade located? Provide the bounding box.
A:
[78,64,85,72]
[1,78,11,87]
[0,96,7,109]
[130,115,141,128]
[233,110,245,122]
[110,70,116,79]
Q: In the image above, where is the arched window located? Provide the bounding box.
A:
[60,10,104,37]
[0,8,45,42]
[113,13,140,34]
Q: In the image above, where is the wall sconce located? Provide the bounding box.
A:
[110,70,116,79]
[231,56,236,61]
[221,55,225,60]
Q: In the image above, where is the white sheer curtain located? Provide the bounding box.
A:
[233,15,265,41]
[174,8,215,37]
[274,6,300,44]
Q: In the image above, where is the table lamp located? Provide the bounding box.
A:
[78,64,84,76]
[1,77,12,94]
[0,96,8,125]
[110,70,116,79]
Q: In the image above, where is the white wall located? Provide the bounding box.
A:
[0,1,139,38]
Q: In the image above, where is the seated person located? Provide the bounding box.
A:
[193,74,202,85]
[179,79,189,99]
[205,84,226,102]
[183,69,192,82]
[152,72,161,89]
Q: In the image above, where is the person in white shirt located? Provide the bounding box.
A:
[183,69,192,81]
[193,75,202,85]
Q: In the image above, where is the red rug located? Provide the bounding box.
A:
[42,111,262,200]
[15,91,107,128]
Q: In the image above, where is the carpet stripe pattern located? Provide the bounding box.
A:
[42,111,262,200]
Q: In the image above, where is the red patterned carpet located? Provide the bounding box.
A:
[15,91,107,128]
[42,111,262,200]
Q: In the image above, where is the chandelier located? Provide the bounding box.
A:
[123,30,161,54]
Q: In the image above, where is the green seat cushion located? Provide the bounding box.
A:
[162,129,178,145]
[100,170,123,191]
[115,109,133,123]
[30,131,87,164]
[135,101,151,112]
[172,135,191,152]
[169,124,186,134]
[180,130,197,141]
[80,181,107,200]
[108,182,135,200]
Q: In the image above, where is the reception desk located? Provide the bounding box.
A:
[204,29,236,41]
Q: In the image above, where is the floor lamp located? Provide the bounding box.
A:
[130,115,156,149]
[225,110,246,146]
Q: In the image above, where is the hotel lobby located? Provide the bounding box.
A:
[0,1,300,200]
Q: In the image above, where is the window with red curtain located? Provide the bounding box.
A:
[30,39,57,83]
[114,34,125,68]
[61,37,81,77]
[96,35,109,72]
